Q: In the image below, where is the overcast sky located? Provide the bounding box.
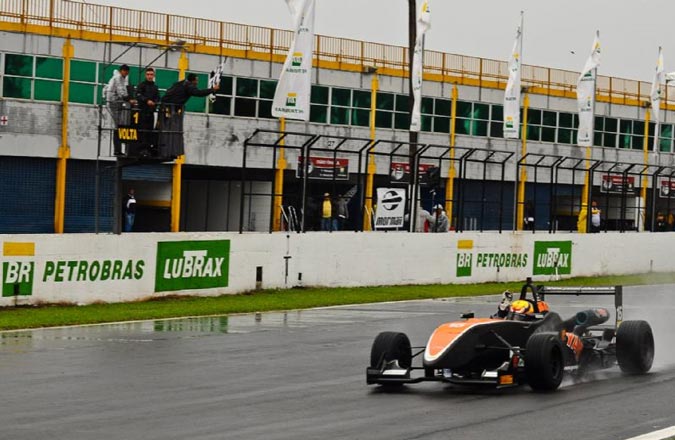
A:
[88,0,672,82]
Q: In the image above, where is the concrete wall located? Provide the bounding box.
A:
[1,231,673,306]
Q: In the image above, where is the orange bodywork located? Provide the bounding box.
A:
[425,318,498,362]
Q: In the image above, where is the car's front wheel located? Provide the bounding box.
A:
[370,331,412,370]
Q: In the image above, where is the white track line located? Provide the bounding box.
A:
[625,426,675,440]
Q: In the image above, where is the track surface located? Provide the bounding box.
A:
[1,285,675,440]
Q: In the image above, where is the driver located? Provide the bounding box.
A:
[506,299,550,321]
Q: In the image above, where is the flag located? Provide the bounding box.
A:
[272,0,315,121]
[651,47,664,151]
[503,18,522,139]
[577,31,601,147]
[410,0,431,132]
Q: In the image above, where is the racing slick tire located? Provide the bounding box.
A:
[370,332,412,370]
[525,333,564,392]
[616,320,654,375]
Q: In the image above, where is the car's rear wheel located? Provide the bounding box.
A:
[370,332,412,369]
[525,333,564,392]
[616,320,654,374]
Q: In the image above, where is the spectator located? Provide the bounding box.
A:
[135,67,160,155]
[336,194,349,230]
[430,204,449,232]
[321,193,332,231]
[656,212,668,232]
[105,64,136,155]
[123,188,137,232]
[523,200,535,231]
[416,205,433,232]
[590,200,601,233]
[161,73,219,108]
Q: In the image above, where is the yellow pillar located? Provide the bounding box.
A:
[641,108,651,230]
[171,50,189,232]
[445,84,458,225]
[516,93,529,231]
[363,73,378,231]
[273,117,287,231]
[54,37,73,234]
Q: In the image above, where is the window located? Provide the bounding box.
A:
[211,75,233,116]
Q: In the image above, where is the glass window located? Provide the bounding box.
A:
[185,96,206,113]
[541,126,555,143]
[632,134,644,150]
[394,112,410,130]
[331,106,350,125]
[258,100,273,119]
[490,121,503,138]
[35,57,63,80]
[259,80,276,99]
[352,108,370,126]
[421,97,434,115]
[332,88,351,106]
[620,119,633,136]
[311,85,329,104]
[236,77,258,97]
[352,90,371,108]
[604,117,618,132]
[70,60,96,82]
[69,82,95,104]
[434,116,450,133]
[435,99,450,116]
[421,115,432,132]
[594,132,602,147]
[456,100,472,118]
[395,94,409,112]
[234,97,256,117]
[559,112,573,128]
[2,77,31,99]
[558,128,572,144]
[542,111,556,127]
[211,96,231,115]
[526,125,540,141]
[594,116,604,132]
[310,105,328,123]
[376,92,394,110]
[155,69,179,90]
[33,79,61,101]
[527,109,541,125]
[633,121,644,136]
[375,111,392,128]
[473,120,488,136]
[456,118,470,135]
[5,54,33,76]
[473,103,489,120]
[603,133,616,148]
[491,104,503,122]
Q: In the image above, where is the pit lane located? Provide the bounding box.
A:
[1,284,674,440]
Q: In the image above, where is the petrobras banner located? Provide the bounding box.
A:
[410,0,431,132]
[272,0,315,121]
[374,188,406,229]
[577,31,601,147]
[651,47,664,151]
[503,23,522,139]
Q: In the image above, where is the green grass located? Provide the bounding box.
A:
[1,272,675,331]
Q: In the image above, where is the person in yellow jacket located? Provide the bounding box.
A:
[321,193,333,231]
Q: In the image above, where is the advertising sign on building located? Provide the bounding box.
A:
[390,162,438,185]
[155,240,230,292]
[374,188,406,229]
[659,180,675,199]
[297,156,349,180]
[600,174,635,194]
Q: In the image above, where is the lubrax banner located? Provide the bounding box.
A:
[1,239,230,299]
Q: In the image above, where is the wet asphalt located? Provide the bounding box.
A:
[1,284,675,440]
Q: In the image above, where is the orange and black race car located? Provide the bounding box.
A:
[366,278,654,391]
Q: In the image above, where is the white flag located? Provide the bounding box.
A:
[651,47,664,151]
[410,0,431,132]
[272,0,315,121]
[577,31,601,147]
[503,20,522,139]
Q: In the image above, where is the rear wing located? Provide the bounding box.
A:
[520,277,623,327]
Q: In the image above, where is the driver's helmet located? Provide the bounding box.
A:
[510,300,534,315]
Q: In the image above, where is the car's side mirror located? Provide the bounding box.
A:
[460,312,475,320]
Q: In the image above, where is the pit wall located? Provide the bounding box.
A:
[0,232,671,306]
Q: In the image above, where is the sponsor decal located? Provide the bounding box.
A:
[286,92,297,107]
[291,52,303,67]
[155,240,230,292]
[456,240,528,278]
[42,259,144,283]
[533,241,572,276]
[2,242,35,297]
[374,188,406,229]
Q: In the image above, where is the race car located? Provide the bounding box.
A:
[366,278,654,391]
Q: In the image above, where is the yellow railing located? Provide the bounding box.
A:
[1,0,673,109]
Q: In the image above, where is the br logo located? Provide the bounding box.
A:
[2,242,35,297]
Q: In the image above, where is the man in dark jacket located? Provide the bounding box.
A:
[135,67,160,155]
[157,73,219,158]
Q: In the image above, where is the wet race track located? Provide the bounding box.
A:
[2,284,675,440]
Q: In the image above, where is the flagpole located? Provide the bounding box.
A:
[580,31,599,233]
[513,11,524,231]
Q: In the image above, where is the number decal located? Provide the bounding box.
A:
[133,112,139,124]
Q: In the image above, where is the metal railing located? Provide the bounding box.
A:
[1,0,674,109]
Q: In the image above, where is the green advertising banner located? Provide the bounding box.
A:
[533,241,572,275]
[2,261,34,297]
[155,240,230,292]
